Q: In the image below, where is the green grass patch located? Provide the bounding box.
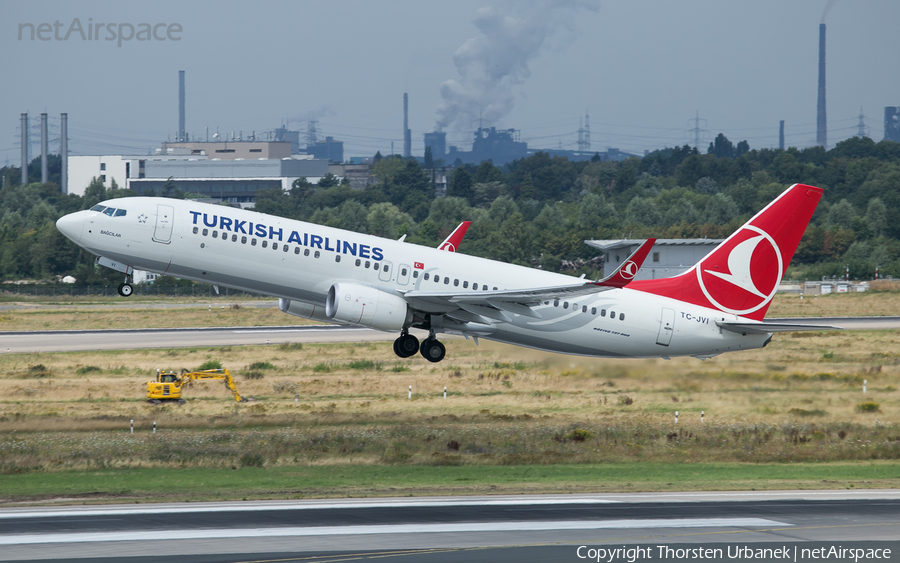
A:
[2,462,898,504]
[248,361,276,371]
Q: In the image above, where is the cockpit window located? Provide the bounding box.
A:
[102,208,115,216]
[114,209,127,217]
[91,205,106,212]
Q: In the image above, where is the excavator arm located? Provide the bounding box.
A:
[180,369,245,402]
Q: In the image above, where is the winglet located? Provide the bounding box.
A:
[438,221,472,252]
[593,238,656,288]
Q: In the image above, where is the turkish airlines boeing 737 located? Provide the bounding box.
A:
[55,183,836,363]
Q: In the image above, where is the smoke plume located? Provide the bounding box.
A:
[821,0,838,24]
[434,0,599,132]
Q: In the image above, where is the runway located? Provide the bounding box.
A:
[1,317,897,354]
[0,491,897,562]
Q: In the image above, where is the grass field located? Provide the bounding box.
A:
[1,289,899,504]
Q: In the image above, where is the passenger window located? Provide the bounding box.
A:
[591,307,596,315]
[434,276,440,283]
[212,231,218,238]
[424,273,429,280]
[619,313,625,321]
[401,268,407,276]
[473,283,478,290]
[193,227,198,234]
[295,247,300,254]
[383,264,388,272]
[272,243,278,250]
[413,271,418,278]
[582,305,587,313]
[103,208,115,216]
[444,278,450,285]
[453,279,459,286]
[114,209,127,217]
[283,245,289,252]
[484,286,489,291]
[261,240,267,248]
[242,236,247,244]
[463,281,468,288]
[314,251,320,258]
[304,248,310,256]
[251,238,257,246]
[554,300,559,307]
[365,261,370,268]
[355,259,361,266]
[563,302,569,309]
[232,234,237,242]
[610,311,615,318]
[493,287,498,291]
[335,255,341,262]
[202,229,208,236]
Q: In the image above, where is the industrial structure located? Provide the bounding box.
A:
[817,23,827,148]
[885,107,900,143]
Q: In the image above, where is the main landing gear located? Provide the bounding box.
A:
[117,275,134,297]
[392,330,446,363]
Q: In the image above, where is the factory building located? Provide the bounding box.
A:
[158,141,291,160]
[585,239,723,280]
[885,107,900,143]
[126,158,330,206]
[66,150,207,197]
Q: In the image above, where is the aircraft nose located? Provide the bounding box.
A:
[56,212,84,244]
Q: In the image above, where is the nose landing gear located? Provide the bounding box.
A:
[117,275,134,297]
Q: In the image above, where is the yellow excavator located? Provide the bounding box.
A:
[147,368,251,404]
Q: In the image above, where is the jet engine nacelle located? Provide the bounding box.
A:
[325,283,411,332]
[278,298,340,324]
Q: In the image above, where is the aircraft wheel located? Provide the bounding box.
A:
[397,333,419,358]
[419,339,446,363]
[118,283,133,297]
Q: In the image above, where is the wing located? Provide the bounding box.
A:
[402,239,656,326]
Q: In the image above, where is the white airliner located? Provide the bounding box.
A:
[55,183,836,362]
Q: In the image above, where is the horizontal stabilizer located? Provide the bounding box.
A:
[716,321,842,335]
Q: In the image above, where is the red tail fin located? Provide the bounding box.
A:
[630,184,822,321]
[438,221,471,252]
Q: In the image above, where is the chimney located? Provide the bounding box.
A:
[178,70,186,142]
[403,93,411,158]
[779,120,785,150]
[816,24,827,148]
[20,113,28,184]
[41,113,48,184]
[60,113,68,194]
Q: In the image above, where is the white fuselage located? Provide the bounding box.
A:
[57,198,769,359]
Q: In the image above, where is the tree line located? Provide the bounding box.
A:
[1,134,899,285]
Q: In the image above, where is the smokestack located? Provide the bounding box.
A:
[816,24,827,148]
[403,93,411,158]
[41,113,48,184]
[20,113,28,184]
[779,120,785,150]
[178,70,185,142]
[60,113,68,195]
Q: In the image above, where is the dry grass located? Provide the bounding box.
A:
[767,288,900,318]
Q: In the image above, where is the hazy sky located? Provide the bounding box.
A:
[2,0,898,163]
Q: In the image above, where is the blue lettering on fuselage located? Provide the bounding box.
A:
[681,312,709,324]
[188,209,384,259]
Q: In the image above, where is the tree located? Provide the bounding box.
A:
[317,172,339,188]
[624,197,661,227]
[827,199,856,229]
[448,167,474,201]
[865,198,887,238]
[473,161,503,184]
[708,133,735,159]
[705,193,738,225]
[578,193,616,232]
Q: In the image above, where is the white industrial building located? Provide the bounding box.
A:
[66,149,207,197]
[585,239,724,280]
